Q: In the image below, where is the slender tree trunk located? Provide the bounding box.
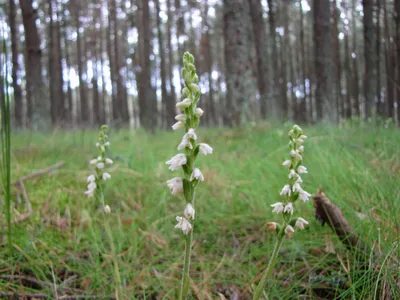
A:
[9,0,23,127]
[383,0,394,118]
[223,0,256,126]
[249,0,268,119]
[19,0,48,127]
[155,0,168,129]
[107,0,118,122]
[332,0,342,120]
[344,31,352,118]
[61,8,73,125]
[166,0,176,128]
[313,0,335,122]
[138,0,154,130]
[352,0,360,117]
[99,0,107,124]
[376,0,383,116]
[175,0,186,58]
[298,0,307,123]
[363,0,376,119]
[396,0,400,124]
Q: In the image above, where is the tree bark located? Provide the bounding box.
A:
[313,0,335,122]
[383,0,394,119]
[166,0,176,128]
[223,0,256,126]
[19,0,48,127]
[363,0,376,119]
[297,0,307,123]
[9,0,23,127]
[395,0,400,124]
[351,0,360,117]
[332,0,342,119]
[249,0,268,119]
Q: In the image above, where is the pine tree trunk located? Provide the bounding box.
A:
[332,0,342,120]
[298,0,307,123]
[19,0,48,128]
[166,0,176,128]
[9,0,23,127]
[396,0,400,125]
[363,0,376,119]
[223,0,256,126]
[313,0,335,122]
[249,0,268,119]
[351,0,360,117]
[383,0,394,118]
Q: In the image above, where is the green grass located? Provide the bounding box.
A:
[1,123,399,299]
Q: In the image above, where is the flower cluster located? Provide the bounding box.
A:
[166,52,213,235]
[268,125,310,238]
[85,125,113,212]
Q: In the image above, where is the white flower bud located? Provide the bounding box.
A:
[271,202,284,213]
[288,169,298,179]
[90,159,97,165]
[282,160,291,168]
[284,202,294,214]
[199,143,213,155]
[297,166,308,174]
[298,190,311,202]
[190,168,204,182]
[104,205,111,214]
[96,162,105,169]
[184,203,195,220]
[177,137,193,150]
[176,98,192,110]
[195,108,204,117]
[105,158,113,164]
[285,225,295,239]
[102,172,111,181]
[167,177,184,195]
[295,218,309,230]
[183,128,197,140]
[166,154,187,171]
[87,175,96,183]
[290,150,303,161]
[175,114,186,122]
[104,142,110,147]
[172,121,184,131]
[280,184,291,196]
[266,222,278,232]
[175,216,192,235]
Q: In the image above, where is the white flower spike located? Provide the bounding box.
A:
[172,121,184,131]
[280,184,291,196]
[284,202,294,214]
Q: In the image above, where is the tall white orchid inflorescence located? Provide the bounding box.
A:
[253,125,310,300]
[166,52,213,300]
[85,125,113,212]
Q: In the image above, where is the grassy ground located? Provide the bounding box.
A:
[1,123,399,299]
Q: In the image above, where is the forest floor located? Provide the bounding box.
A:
[1,122,399,299]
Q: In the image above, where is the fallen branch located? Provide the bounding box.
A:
[313,189,366,251]
[13,161,65,184]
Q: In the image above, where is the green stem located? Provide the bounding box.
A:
[179,227,193,300]
[253,234,285,300]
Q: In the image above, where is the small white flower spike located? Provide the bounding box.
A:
[290,150,303,161]
[285,225,295,239]
[102,172,111,181]
[97,162,105,169]
[198,143,213,155]
[295,218,309,230]
[184,203,195,219]
[172,121,184,131]
[271,202,285,213]
[105,158,113,164]
[280,184,291,196]
[104,205,111,214]
[284,202,294,214]
[166,153,187,171]
[167,177,184,195]
[175,216,192,235]
[190,168,204,182]
[282,160,291,168]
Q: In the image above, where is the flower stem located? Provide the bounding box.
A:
[253,234,285,300]
[179,227,193,300]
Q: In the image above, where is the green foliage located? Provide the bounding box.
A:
[0,124,399,298]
